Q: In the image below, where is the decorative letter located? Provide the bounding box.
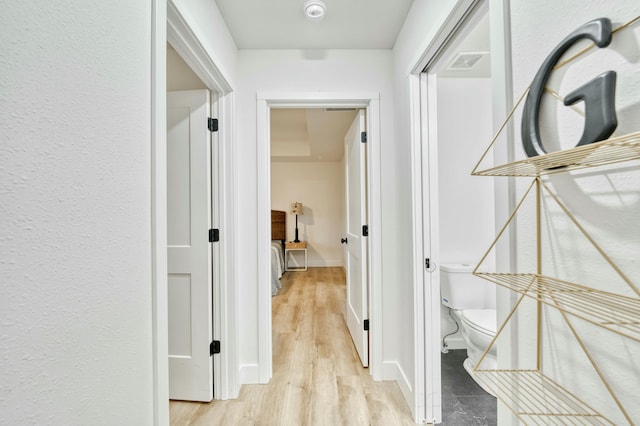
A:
[522,18,617,158]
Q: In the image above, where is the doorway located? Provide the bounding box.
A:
[256,94,383,382]
[409,0,512,422]
[426,9,498,424]
[269,107,370,367]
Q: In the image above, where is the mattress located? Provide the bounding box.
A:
[270,241,285,295]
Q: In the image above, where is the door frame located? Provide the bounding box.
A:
[408,0,515,422]
[256,92,382,382]
[151,2,237,424]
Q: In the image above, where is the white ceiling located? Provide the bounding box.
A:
[214,0,414,49]
[271,108,358,162]
[215,1,490,162]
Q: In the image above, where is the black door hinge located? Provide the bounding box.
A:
[361,131,367,143]
[210,340,221,355]
[364,319,370,331]
[209,228,219,242]
[362,225,369,237]
[425,258,430,269]
[208,117,219,132]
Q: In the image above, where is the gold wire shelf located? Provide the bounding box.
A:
[472,131,640,177]
[475,272,640,343]
[473,370,613,425]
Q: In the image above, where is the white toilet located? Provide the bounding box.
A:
[440,263,497,394]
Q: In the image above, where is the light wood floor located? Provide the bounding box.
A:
[170,267,416,425]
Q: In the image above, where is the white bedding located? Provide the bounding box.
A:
[270,241,285,295]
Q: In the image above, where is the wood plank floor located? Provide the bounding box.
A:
[170,267,416,425]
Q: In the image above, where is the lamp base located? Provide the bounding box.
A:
[294,227,300,243]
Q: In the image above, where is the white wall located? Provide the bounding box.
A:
[437,77,495,347]
[437,78,495,266]
[504,1,640,424]
[235,49,395,383]
[1,3,155,424]
[271,162,345,267]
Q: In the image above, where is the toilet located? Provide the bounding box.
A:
[440,263,497,394]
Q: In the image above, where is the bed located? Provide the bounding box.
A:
[270,210,286,295]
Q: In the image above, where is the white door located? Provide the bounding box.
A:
[344,110,369,367]
[167,90,213,402]
[421,72,442,422]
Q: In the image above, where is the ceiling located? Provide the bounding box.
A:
[271,108,358,162]
[214,0,414,49]
[214,1,490,162]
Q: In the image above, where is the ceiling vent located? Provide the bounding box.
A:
[447,52,487,70]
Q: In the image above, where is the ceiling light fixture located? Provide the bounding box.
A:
[303,0,326,22]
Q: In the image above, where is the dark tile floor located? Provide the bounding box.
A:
[441,349,497,425]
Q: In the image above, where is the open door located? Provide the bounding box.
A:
[167,89,213,401]
[344,110,369,367]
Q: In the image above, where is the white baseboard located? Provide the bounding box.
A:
[238,363,260,384]
[382,360,412,407]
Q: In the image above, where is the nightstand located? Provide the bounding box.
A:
[284,241,308,271]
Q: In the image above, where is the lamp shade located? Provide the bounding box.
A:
[291,202,304,215]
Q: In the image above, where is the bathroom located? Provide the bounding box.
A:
[434,11,498,423]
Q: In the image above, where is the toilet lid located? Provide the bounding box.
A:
[462,309,496,335]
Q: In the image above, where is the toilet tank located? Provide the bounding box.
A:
[440,263,495,310]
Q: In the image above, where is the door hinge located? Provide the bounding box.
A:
[361,131,367,143]
[209,228,220,242]
[208,117,219,132]
[425,258,430,269]
[364,319,370,331]
[210,340,221,355]
[362,225,369,237]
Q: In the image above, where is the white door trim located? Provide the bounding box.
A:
[152,2,237,423]
[256,92,382,382]
[408,0,515,423]
[151,1,168,424]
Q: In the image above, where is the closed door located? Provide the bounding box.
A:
[344,109,369,367]
[167,89,213,402]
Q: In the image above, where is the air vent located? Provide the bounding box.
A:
[324,108,357,112]
[448,52,487,70]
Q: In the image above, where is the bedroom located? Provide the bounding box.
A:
[269,106,366,353]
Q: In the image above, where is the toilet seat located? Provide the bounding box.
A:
[461,309,496,336]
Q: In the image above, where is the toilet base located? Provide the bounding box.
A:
[463,357,497,398]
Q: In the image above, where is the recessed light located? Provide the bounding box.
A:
[303,0,326,22]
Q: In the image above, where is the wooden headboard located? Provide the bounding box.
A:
[271,210,286,241]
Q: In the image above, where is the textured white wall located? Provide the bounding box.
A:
[235,49,395,382]
[0,2,155,424]
[506,1,640,424]
[271,161,345,267]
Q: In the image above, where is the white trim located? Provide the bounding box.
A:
[408,73,426,423]
[167,5,236,398]
[382,361,413,405]
[422,71,443,425]
[256,92,383,382]
[151,0,168,424]
[239,363,261,384]
[408,0,492,423]
[411,0,486,74]
[152,2,237,414]
[488,0,516,423]
[167,1,232,94]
